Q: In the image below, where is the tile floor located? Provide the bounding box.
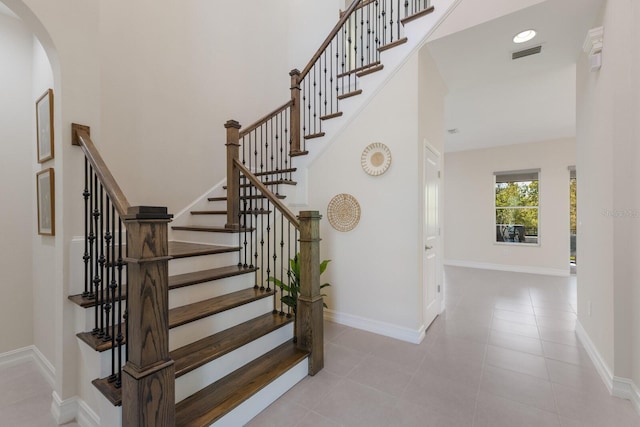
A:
[247,267,640,427]
[2,267,639,426]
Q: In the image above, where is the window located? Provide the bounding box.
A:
[495,169,539,244]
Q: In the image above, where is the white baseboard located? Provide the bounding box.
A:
[444,259,569,277]
[575,321,614,392]
[324,309,424,344]
[0,345,55,387]
[576,321,640,417]
[51,392,100,427]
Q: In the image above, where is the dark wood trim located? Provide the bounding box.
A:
[320,112,343,121]
[299,0,365,81]
[225,120,241,230]
[304,132,326,140]
[400,5,435,25]
[337,89,363,100]
[379,37,408,52]
[121,209,175,427]
[296,211,324,375]
[356,64,384,78]
[290,69,301,154]
[72,123,130,217]
[239,101,293,138]
[337,61,381,78]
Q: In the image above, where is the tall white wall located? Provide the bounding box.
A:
[306,49,446,341]
[0,12,34,355]
[444,138,575,276]
[576,0,640,390]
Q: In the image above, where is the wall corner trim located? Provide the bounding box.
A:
[324,309,425,344]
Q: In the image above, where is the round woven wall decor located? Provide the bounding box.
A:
[361,142,392,176]
[327,193,361,232]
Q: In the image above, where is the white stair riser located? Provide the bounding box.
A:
[213,357,308,427]
[169,297,273,351]
[168,275,255,309]
[76,304,126,336]
[186,214,226,227]
[175,323,293,402]
[169,251,239,276]
[170,230,241,246]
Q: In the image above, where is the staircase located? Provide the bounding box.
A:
[68,0,455,425]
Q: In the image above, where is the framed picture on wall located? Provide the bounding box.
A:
[36,88,54,163]
[37,168,55,236]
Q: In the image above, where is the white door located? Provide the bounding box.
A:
[423,144,442,328]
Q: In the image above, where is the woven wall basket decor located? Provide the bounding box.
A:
[361,142,391,176]
[327,193,361,232]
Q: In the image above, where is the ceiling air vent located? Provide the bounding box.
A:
[512,45,542,60]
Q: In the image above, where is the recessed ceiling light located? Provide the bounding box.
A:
[513,29,536,44]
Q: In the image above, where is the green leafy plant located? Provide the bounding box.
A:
[267,253,331,313]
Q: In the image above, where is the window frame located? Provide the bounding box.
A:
[494,169,541,246]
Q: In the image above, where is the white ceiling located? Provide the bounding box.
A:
[426,0,604,152]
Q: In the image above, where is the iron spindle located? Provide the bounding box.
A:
[102,196,112,343]
[92,175,100,335]
[97,185,105,338]
[88,168,95,300]
[83,159,90,297]
[108,204,117,381]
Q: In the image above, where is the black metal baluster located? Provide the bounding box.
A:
[82,160,91,297]
[114,218,124,386]
[92,175,100,335]
[284,108,290,180]
[397,0,401,40]
[102,197,112,343]
[390,0,395,43]
[97,186,105,338]
[382,0,387,46]
[88,169,95,301]
[323,51,328,120]
[108,205,117,381]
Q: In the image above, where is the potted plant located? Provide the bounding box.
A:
[267,253,331,314]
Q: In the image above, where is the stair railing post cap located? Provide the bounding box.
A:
[224,120,241,129]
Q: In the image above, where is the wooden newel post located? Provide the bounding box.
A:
[225,120,241,230]
[296,210,324,375]
[289,69,301,155]
[121,206,175,427]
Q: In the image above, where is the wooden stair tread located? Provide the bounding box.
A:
[304,132,326,140]
[175,342,308,427]
[169,241,239,259]
[190,209,271,216]
[207,194,286,201]
[225,179,296,189]
[169,265,257,290]
[253,167,297,177]
[77,329,125,352]
[68,286,127,308]
[337,89,362,100]
[92,377,122,406]
[320,111,343,121]
[356,63,383,77]
[379,37,408,52]
[171,313,293,378]
[290,150,309,157]
[400,5,435,25]
[171,226,255,233]
[169,287,274,329]
[337,61,381,78]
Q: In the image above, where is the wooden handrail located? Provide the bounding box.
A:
[239,100,294,138]
[72,124,131,217]
[298,0,364,81]
[233,159,300,229]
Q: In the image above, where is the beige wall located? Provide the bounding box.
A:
[444,138,576,275]
[576,0,640,398]
[0,13,34,355]
[306,48,447,340]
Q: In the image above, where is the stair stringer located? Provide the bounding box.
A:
[286,0,463,206]
[168,177,227,240]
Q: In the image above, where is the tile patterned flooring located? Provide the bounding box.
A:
[247,267,640,426]
[1,267,639,426]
